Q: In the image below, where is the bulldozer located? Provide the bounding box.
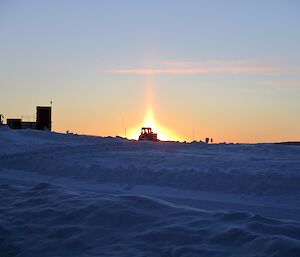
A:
[138,127,159,142]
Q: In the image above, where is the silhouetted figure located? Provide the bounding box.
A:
[205,138,209,144]
[211,138,213,143]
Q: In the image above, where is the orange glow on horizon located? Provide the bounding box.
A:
[127,107,181,141]
[126,71,182,141]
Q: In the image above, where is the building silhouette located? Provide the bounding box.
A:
[36,106,52,131]
[6,106,52,131]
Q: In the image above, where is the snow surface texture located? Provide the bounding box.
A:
[0,127,300,257]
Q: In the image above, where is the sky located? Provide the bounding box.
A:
[0,0,300,143]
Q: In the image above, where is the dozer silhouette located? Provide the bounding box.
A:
[138,127,159,142]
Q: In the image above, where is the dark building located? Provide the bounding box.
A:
[21,122,37,129]
[36,106,52,131]
[7,119,22,129]
[5,105,52,131]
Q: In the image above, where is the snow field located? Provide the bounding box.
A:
[1,128,300,256]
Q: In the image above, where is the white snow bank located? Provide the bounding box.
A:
[1,182,300,257]
[1,129,300,256]
[0,129,299,195]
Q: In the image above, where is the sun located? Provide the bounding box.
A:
[126,76,181,141]
[127,107,180,141]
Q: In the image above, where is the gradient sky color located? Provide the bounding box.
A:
[1,0,300,143]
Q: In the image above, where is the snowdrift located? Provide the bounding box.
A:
[1,128,299,195]
[1,128,300,256]
[1,182,300,257]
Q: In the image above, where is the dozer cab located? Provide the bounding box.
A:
[138,127,159,142]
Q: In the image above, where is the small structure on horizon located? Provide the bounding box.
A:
[7,119,22,129]
[138,127,159,142]
[36,106,52,131]
[205,137,213,144]
[5,106,52,131]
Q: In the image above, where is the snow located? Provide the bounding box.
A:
[1,127,300,256]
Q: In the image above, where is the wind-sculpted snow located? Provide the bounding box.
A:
[0,129,299,194]
[1,129,300,256]
[1,182,300,257]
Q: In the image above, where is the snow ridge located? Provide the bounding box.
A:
[1,182,300,257]
[1,129,300,256]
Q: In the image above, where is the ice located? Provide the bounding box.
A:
[0,128,300,256]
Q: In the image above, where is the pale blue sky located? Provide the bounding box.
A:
[1,0,299,142]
